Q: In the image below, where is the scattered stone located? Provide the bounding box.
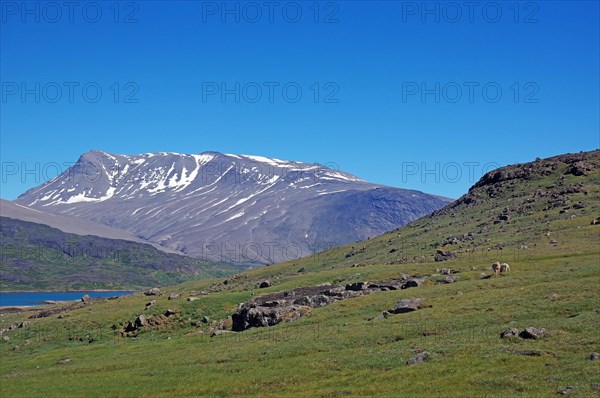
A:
[440,268,454,275]
[297,267,307,273]
[401,278,423,289]
[500,328,520,338]
[18,321,29,328]
[2,336,9,342]
[294,294,334,307]
[259,281,271,289]
[406,351,429,365]
[187,297,200,302]
[550,239,558,245]
[57,314,71,319]
[164,309,177,317]
[434,249,456,262]
[436,276,458,284]
[202,316,210,323]
[389,298,426,314]
[345,282,367,291]
[211,330,232,337]
[591,218,600,225]
[58,358,72,364]
[135,314,147,328]
[44,300,57,305]
[479,273,491,279]
[144,288,161,296]
[519,327,547,339]
[367,282,401,291]
[589,352,599,361]
[12,346,19,352]
[567,160,592,176]
[168,293,181,300]
[145,300,156,309]
[558,386,576,395]
[81,294,92,303]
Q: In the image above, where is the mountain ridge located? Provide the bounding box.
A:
[16,150,451,264]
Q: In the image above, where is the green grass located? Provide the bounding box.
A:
[1,151,599,397]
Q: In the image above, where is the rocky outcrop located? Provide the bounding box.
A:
[231,284,358,332]
[230,272,439,333]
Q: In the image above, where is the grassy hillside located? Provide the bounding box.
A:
[0,217,239,290]
[0,150,598,397]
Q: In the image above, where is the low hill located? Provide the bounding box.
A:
[0,150,598,397]
[0,200,178,254]
[0,217,239,291]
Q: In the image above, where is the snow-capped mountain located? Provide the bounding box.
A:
[15,150,451,264]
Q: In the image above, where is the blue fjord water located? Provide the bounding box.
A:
[0,291,133,306]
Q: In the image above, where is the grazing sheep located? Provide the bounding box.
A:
[500,263,510,273]
[492,261,501,276]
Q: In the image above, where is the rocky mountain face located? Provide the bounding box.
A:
[15,150,451,265]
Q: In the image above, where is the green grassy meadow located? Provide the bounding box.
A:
[1,152,599,397]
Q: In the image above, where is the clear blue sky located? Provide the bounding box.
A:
[1,0,598,200]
